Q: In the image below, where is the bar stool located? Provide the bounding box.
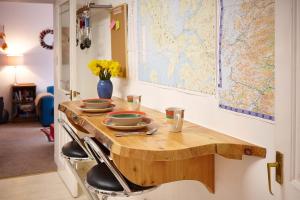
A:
[58,118,98,200]
[83,136,158,200]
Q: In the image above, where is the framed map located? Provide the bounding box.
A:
[218,0,275,121]
[137,0,217,95]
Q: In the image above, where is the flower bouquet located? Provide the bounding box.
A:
[88,59,121,98]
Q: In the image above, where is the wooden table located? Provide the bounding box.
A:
[58,98,266,193]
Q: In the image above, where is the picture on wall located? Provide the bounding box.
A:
[137,0,275,121]
[137,0,217,95]
[218,0,275,121]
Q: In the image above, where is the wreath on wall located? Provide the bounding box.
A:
[39,28,53,50]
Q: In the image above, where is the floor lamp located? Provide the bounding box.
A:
[6,55,23,84]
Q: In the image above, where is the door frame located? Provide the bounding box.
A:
[53,0,79,197]
[290,0,300,191]
[275,0,300,199]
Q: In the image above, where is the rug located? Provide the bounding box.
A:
[0,122,56,179]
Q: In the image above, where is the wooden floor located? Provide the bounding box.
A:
[0,172,87,200]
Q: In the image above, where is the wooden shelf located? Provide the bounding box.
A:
[12,83,36,87]
[12,116,37,123]
[11,83,36,122]
[12,100,34,104]
[58,98,266,193]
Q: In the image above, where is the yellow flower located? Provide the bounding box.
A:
[87,59,121,79]
[110,62,121,77]
[97,60,107,69]
[88,60,100,76]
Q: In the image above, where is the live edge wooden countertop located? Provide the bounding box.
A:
[58,98,266,193]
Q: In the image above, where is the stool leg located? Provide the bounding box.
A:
[64,158,98,200]
[101,195,108,200]
[90,192,101,200]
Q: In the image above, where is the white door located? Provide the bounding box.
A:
[53,0,79,197]
[274,0,300,199]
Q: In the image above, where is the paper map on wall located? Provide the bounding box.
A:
[137,0,216,95]
[218,0,275,121]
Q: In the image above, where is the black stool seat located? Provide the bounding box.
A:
[62,138,110,159]
[87,164,154,192]
[62,141,88,158]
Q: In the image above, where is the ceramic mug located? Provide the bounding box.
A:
[165,107,184,132]
[127,95,142,111]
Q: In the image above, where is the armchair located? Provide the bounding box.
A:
[38,86,54,127]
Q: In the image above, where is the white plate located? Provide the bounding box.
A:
[77,104,115,113]
[102,117,152,131]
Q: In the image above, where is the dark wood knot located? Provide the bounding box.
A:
[244,148,252,155]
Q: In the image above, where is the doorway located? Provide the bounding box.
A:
[0,1,56,179]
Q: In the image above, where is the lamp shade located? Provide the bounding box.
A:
[6,55,23,66]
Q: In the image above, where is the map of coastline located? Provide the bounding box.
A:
[137,0,217,95]
[218,0,275,121]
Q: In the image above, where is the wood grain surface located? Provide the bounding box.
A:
[58,97,266,193]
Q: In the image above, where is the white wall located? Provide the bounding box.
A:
[75,0,292,200]
[0,2,53,116]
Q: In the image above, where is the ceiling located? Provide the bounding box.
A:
[0,0,54,4]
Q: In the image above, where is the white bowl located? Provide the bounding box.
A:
[81,98,112,109]
[106,111,145,126]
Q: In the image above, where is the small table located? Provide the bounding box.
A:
[58,98,266,193]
